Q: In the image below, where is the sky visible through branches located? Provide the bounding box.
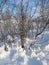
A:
[0,0,49,65]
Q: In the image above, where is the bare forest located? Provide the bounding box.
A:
[0,0,49,51]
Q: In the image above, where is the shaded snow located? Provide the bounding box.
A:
[0,30,49,65]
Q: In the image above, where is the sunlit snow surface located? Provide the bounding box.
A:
[0,30,49,65]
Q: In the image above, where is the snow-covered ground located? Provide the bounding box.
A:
[0,30,49,65]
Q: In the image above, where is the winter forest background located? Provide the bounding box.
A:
[0,0,49,65]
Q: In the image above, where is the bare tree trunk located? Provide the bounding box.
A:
[20,18,26,48]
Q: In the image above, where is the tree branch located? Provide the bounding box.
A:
[35,19,49,38]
